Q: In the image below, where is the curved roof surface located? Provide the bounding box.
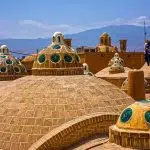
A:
[32,32,83,76]
[21,54,37,62]
[0,75,134,149]
[117,100,150,130]
[0,45,26,74]
[95,67,132,78]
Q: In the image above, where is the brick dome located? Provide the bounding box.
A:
[21,54,37,75]
[21,54,36,62]
[0,45,26,75]
[32,32,83,76]
[0,75,134,150]
[116,100,150,130]
[110,100,150,149]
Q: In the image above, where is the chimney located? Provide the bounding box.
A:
[127,70,145,100]
[119,40,127,52]
[64,39,72,47]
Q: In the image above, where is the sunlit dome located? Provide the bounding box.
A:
[109,100,150,149]
[0,45,26,76]
[0,75,134,150]
[32,32,83,76]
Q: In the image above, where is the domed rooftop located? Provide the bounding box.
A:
[21,54,37,75]
[109,100,150,149]
[32,32,83,76]
[116,100,150,130]
[0,75,134,150]
[0,45,26,75]
[95,67,131,78]
[21,54,37,62]
[95,53,131,78]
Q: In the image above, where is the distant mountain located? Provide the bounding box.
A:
[0,25,149,57]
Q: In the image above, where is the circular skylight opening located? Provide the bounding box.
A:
[0,66,7,73]
[64,54,72,63]
[52,45,61,50]
[120,108,132,123]
[145,111,150,124]
[13,66,20,73]
[6,59,13,65]
[51,54,60,63]
[75,54,80,62]
[38,54,46,64]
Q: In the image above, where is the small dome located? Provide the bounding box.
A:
[109,100,150,149]
[32,32,83,76]
[22,54,36,62]
[108,53,124,67]
[116,100,150,130]
[108,53,125,74]
[0,45,26,76]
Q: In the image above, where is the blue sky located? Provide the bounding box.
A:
[0,0,149,38]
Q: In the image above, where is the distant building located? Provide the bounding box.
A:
[96,32,118,52]
[76,32,119,53]
[76,46,96,53]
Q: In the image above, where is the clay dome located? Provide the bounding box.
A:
[109,100,150,149]
[0,45,26,75]
[95,53,131,78]
[21,54,37,62]
[95,67,131,78]
[0,75,134,150]
[32,32,83,76]
[116,100,150,130]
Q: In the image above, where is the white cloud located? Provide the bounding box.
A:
[136,16,148,20]
[0,16,150,39]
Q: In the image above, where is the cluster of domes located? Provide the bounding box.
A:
[0,31,149,150]
[0,45,26,74]
[32,32,83,75]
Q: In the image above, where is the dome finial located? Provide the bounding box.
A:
[0,45,9,54]
[52,32,64,45]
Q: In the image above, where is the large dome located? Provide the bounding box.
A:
[0,75,134,150]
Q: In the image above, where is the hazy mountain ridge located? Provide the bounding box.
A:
[0,25,149,57]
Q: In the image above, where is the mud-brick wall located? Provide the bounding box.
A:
[78,52,144,74]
